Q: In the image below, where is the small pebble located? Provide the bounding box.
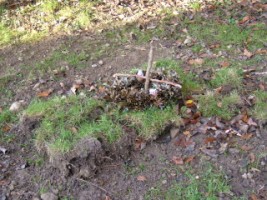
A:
[162,180,167,185]
[98,60,104,65]
[92,64,98,68]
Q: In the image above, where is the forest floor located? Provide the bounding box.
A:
[0,0,267,199]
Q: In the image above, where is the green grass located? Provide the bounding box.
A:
[0,109,18,142]
[145,164,231,200]
[252,90,267,120]
[25,94,180,153]
[198,91,241,120]
[0,23,16,46]
[124,106,180,139]
[26,96,104,153]
[210,67,243,88]
[155,59,202,96]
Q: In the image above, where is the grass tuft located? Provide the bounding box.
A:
[211,68,243,88]
[198,91,241,120]
[252,90,267,121]
[124,106,180,139]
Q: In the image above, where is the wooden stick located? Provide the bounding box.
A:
[144,40,154,94]
[113,73,182,89]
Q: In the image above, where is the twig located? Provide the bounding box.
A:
[76,178,113,196]
[113,74,182,89]
[144,40,154,94]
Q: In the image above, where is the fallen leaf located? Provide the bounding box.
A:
[242,112,249,123]
[219,61,230,68]
[209,43,220,49]
[241,145,253,151]
[239,15,251,24]
[175,135,194,148]
[204,137,216,144]
[2,124,11,133]
[185,100,195,108]
[135,137,146,151]
[250,193,258,200]
[172,156,184,165]
[37,89,53,97]
[215,86,222,94]
[217,102,222,108]
[184,155,195,163]
[70,127,78,134]
[188,58,204,65]
[255,49,267,55]
[137,175,147,181]
[183,130,191,137]
[241,133,253,140]
[244,48,253,58]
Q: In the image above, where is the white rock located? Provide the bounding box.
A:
[9,101,24,112]
[98,60,104,65]
[92,64,98,68]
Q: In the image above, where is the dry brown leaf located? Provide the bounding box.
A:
[135,137,146,151]
[2,124,11,133]
[184,155,195,163]
[137,175,147,181]
[204,137,216,144]
[244,48,253,58]
[172,156,184,165]
[215,86,222,94]
[241,133,253,140]
[37,89,53,97]
[188,58,204,65]
[241,145,253,151]
[219,61,230,68]
[250,193,258,200]
[183,130,191,137]
[255,49,267,55]
[70,127,78,134]
[217,102,222,108]
[242,112,249,123]
[239,15,251,24]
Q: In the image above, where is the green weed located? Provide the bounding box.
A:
[198,91,241,120]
